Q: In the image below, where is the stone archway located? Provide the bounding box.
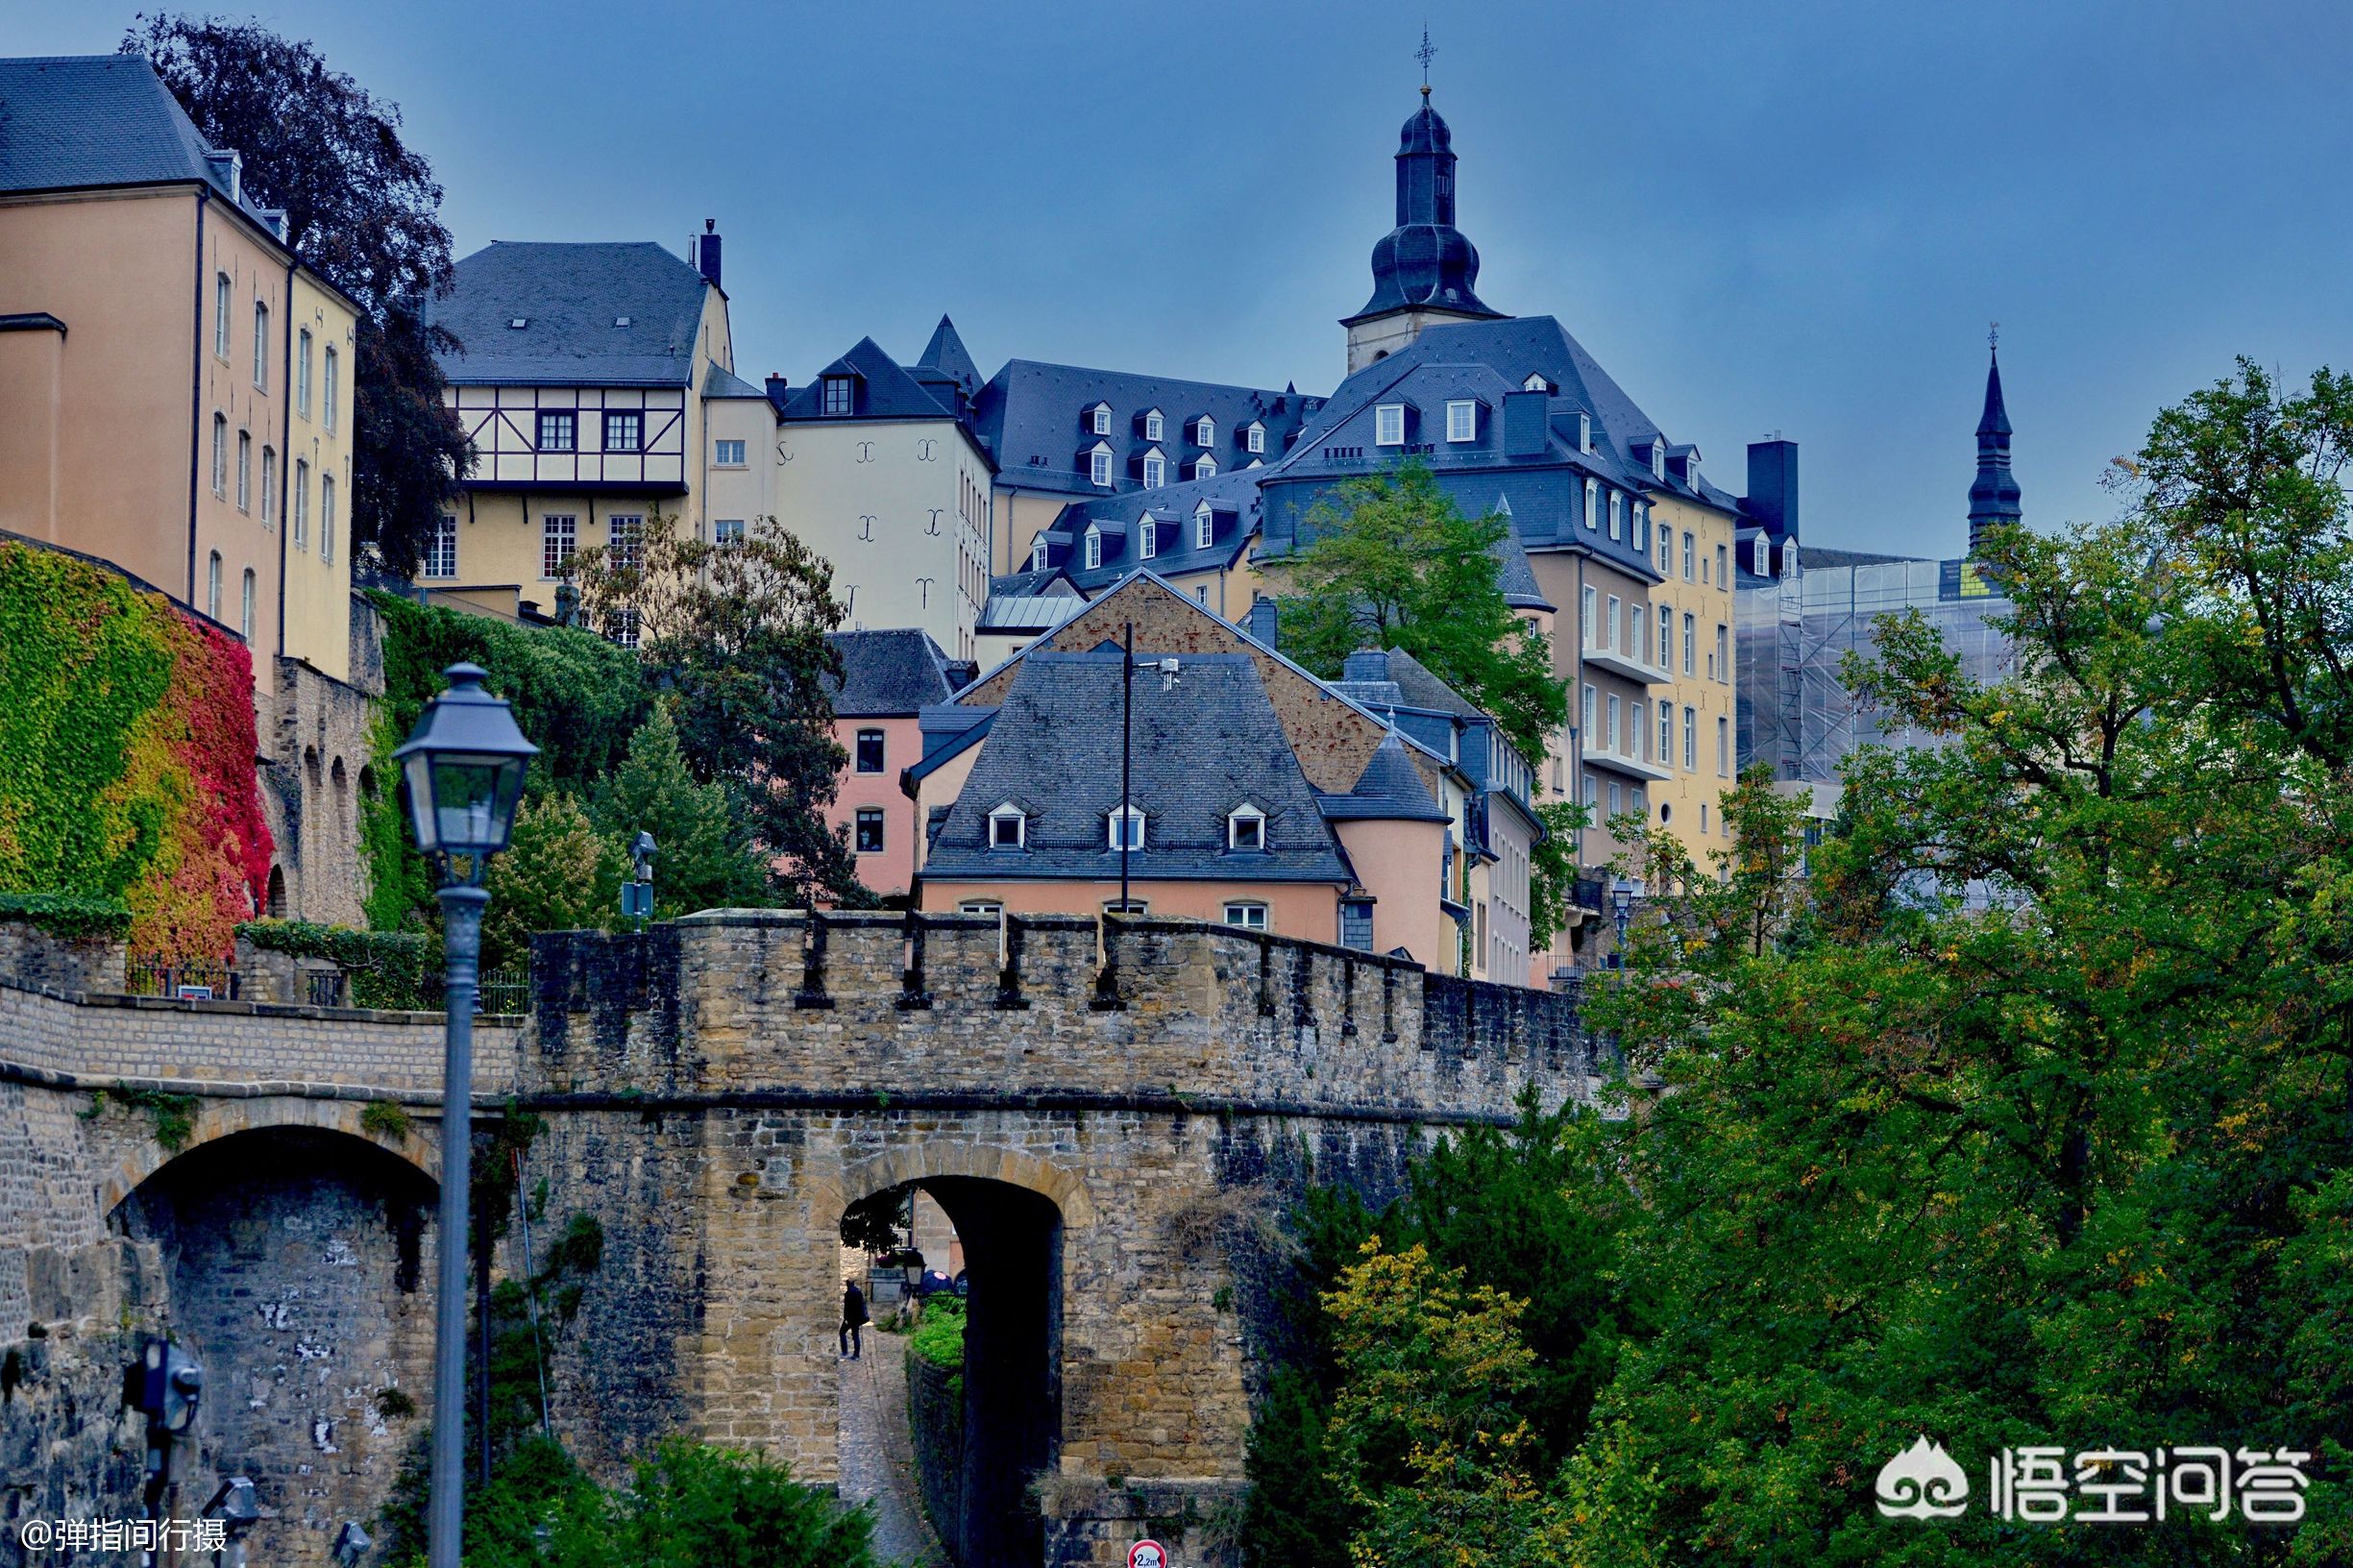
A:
[97,1095,436,1216]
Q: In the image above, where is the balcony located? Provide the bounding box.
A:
[1581,643,1673,685]
[1581,740,1674,783]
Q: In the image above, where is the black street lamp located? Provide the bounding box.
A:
[392,663,537,1568]
[1609,876,1636,969]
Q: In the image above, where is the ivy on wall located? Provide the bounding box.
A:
[0,542,272,957]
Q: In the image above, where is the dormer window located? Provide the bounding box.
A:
[1194,503,1214,550]
[1031,537,1048,571]
[1084,525,1103,571]
[1522,372,1548,392]
[1583,478,1600,530]
[1650,440,1665,480]
[1446,400,1477,442]
[1140,517,1158,560]
[989,804,1027,850]
[1375,404,1406,446]
[821,375,855,416]
[1141,450,1165,488]
[1579,412,1593,454]
[1142,409,1164,442]
[1687,453,1700,489]
[1228,804,1266,852]
[1194,454,1217,479]
[1195,416,1214,447]
[1091,403,1113,436]
[1089,442,1114,486]
[1632,502,1649,553]
[1245,422,1265,454]
[1109,806,1146,851]
[1607,490,1622,540]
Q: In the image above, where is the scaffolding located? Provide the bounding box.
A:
[1738,551,2014,786]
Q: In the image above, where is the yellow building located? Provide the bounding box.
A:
[0,53,357,685]
[421,231,739,624]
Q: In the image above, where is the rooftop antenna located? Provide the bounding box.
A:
[1416,27,1436,97]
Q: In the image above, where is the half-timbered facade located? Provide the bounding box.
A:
[425,233,738,620]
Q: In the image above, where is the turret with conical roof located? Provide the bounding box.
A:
[1968,344,2022,555]
[1342,87,1507,375]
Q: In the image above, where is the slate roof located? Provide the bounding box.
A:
[974,358,1323,500]
[775,336,964,424]
[1037,467,1262,589]
[1316,733,1449,822]
[1373,647,1485,721]
[1491,527,1553,610]
[988,566,1080,600]
[923,651,1351,884]
[917,315,982,401]
[823,628,960,717]
[702,362,767,399]
[429,241,713,386]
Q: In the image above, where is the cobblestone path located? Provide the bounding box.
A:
[839,1335,947,1567]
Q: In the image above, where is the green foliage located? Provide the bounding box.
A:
[839,1183,914,1259]
[0,892,132,940]
[360,1099,412,1142]
[1526,796,1590,952]
[359,709,433,935]
[591,705,767,919]
[237,919,435,1009]
[908,1296,967,1371]
[481,795,625,972]
[372,1385,416,1420]
[1264,459,1567,769]
[85,1088,201,1152]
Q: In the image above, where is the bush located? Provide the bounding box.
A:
[237,919,435,1009]
[0,891,132,940]
[909,1296,966,1371]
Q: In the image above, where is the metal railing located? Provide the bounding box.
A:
[478,966,530,1017]
[126,957,240,1001]
[305,968,347,1009]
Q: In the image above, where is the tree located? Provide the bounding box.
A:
[592,705,767,919]
[1264,459,1568,771]
[132,15,470,576]
[481,794,623,970]
[1525,797,1590,953]
[572,513,867,906]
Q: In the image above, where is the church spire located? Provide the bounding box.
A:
[1968,330,2022,556]
[1340,63,1505,372]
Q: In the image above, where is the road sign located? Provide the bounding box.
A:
[1128,1542,1167,1568]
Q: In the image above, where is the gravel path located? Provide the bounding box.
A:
[838,1337,947,1567]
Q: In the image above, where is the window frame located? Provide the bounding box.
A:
[292,458,309,549]
[260,447,276,531]
[1445,400,1477,443]
[1108,805,1146,851]
[713,517,746,546]
[213,274,232,359]
[853,807,886,853]
[988,804,1026,850]
[425,514,458,578]
[1089,445,1113,487]
[1140,451,1165,488]
[1195,416,1214,447]
[1143,410,1164,442]
[542,514,578,579]
[1083,526,1102,572]
[297,329,312,417]
[1584,478,1600,529]
[1091,404,1112,436]
[1374,404,1406,447]
[1339,897,1375,950]
[536,408,577,453]
[822,375,855,416]
[714,437,747,467]
[235,429,251,512]
[1681,531,1695,580]
[322,346,338,432]
[854,729,886,773]
[603,409,645,453]
[1228,804,1266,852]
[320,474,335,563]
[210,413,228,497]
[1194,505,1214,550]
[1683,706,1698,771]
[252,301,269,390]
[1222,901,1269,932]
[1246,423,1264,454]
[207,551,222,621]
[1140,519,1157,560]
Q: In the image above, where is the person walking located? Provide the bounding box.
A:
[840,1278,869,1360]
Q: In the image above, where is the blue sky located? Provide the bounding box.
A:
[10,0,2349,556]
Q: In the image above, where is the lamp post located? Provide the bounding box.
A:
[392,663,538,1568]
[1609,876,1635,969]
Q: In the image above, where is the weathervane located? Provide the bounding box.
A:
[1417,27,1435,96]
[1988,320,1999,352]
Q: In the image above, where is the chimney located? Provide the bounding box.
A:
[1342,648,1390,683]
[695,218,723,289]
[1744,438,1800,543]
[1245,596,1280,649]
[205,148,242,203]
[764,373,788,411]
[1503,390,1549,457]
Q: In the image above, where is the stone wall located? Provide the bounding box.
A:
[905,1347,963,1552]
[256,622,382,929]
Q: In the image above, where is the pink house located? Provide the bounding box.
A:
[823,629,973,899]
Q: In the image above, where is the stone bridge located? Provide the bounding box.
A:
[0,911,1592,1567]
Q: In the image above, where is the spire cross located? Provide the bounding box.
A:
[1416,28,1435,93]
[1988,320,1999,352]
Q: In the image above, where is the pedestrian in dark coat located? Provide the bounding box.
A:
[840,1280,869,1359]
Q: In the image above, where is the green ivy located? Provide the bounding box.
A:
[0,891,132,940]
[236,919,434,1010]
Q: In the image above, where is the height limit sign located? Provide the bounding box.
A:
[1128,1543,1167,1568]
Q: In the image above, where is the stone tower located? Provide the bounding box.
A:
[1341,86,1506,375]
[1968,343,2022,555]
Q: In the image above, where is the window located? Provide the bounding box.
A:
[1656,601,1673,665]
[292,459,309,549]
[1246,423,1265,454]
[1103,897,1149,916]
[320,475,335,563]
[714,517,745,546]
[960,899,1003,918]
[1605,693,1620,750]
[260,448,277,531]
[1658,700,1674,761]
[1579,412,1593,453]
[1195,585,1208,603]
[1605,595,1621,651]
[1029,537,1047,571]
[1109,806,1145,851]
[1611,490,1629,541]
[297,329,312,416]
[1223,901,1269,932]
[425,515,457,577]
[1682,614,1697,674]
[1658,522,1673,561]
[1195,454,1217,479]
[1228,805,1266,851]
[1583,478,1599,529]
[1195,416,1214,447]
[604,410,644,452]
[1090,447,1113,487]
[1688,454,1700,490]
[1681,531,1695,580]
[207,551,222,621]
[210,413,228,497]
[542,515,577,578]
[1339,899,1374,950]
[1091,405,1111,436]
[240,569,255,639]
[1715,624,1729,682]
[1446,400,1477,442]
[1195,506,1214,549]
[1581,585,1597,649]
[323,347,338,432]
[1609,780,1623,818]
[851,808,885,853]
[1633,502,1649,553]
[714,438,747,466]
[989,804,1025,849]
[853,728,887,773]
[1651,440,1666,480]
[1683,707,1698,771]
[1140,520,1157,560]
[1630,604,1647,665]
[607,514,643,572]
[1375,404,1406,446]
[252,302,269,389]
[1581,683,1596,741]
[235,430,251,511]
[1717,716,1730,776]
[822,375,855,415]
[214,274,231,358]
[536,410,576,452]
[1141,452,1165,488]
[1143,410,1164,441]
[1083,527,1102,571]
